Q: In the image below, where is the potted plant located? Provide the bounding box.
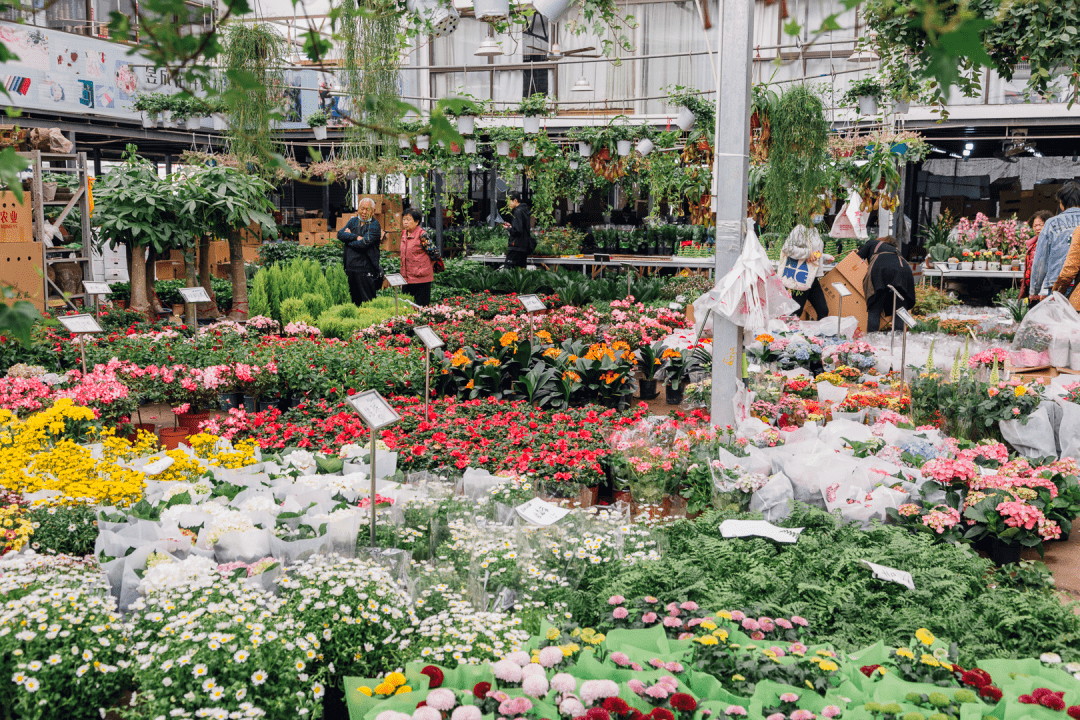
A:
[448,95,487,135]
[637,340,663,399]
[488,126,518,157]
[567,126,601,158]
[473,0,509,22]
[887,75,923,114]
[659,345,689,404]
[307,109,329,140]
[973,249,990,271]
[635,126,655,156]
[518,93,551,134]
[132,92,169,128]
[841,76,887,116]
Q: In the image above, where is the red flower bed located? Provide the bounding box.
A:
[218,395,653,488]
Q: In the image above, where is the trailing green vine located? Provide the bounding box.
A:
[762,84,831,237]
[220,24,287,174]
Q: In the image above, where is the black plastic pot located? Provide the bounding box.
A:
[639,378,659,400]
[986,536,1022,566]
[665,382,684,406]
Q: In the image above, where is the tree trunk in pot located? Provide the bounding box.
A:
[127,242,152,319]
[183,247,198,328]
[227,229,248,321]
[197,235,222,319]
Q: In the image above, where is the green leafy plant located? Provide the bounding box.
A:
[763,85,831,238]
[841,76,888,106]
[306,110,328,128]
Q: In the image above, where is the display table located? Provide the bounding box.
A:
[919,267,1023,288]
[466,254,717,278]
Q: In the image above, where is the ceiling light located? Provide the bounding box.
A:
[1033,151,1044,158]
[962,148,971,156]
[930,146,946,154]
[572,76,593,92]
[548,42,562,59]
[965,142,974,150]
[475,38,503,56]
[949,153,962,159]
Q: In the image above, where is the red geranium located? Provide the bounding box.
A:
[420,665,444,688]
[473,681,491,699]
[670,694,697,712]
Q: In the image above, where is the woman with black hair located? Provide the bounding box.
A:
[857,236,915,332]
[399,207,439,306]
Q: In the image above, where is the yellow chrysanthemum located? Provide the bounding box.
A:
[896,648,914,660]
[395,686,412,695]
[374,683,394,695]
[694,636,719,646]
[915,628,935,646]
[546,628,560,641]
[920,654,940,667]
[819,660,838,672]
[358,687,373,697]
[386,672,407,687]
[700,620,717,630]
[717,611,732,620]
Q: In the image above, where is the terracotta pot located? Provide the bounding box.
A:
[176,411,211,431]
[613,490,633,505]
[158,426,189,450]
[125,423,157,443]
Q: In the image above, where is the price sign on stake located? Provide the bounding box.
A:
[414,325,445,350]
[895,307,917,327]
[385,273,407,287]
[830,282,853,298]
[57,314,103,334]
[515,497,571,526]
[178,286,211,304]
[860,560,915,590]
[517,294,547,313]
[346,390,401,430]
[82,281,112,296]
[719,520,804,543]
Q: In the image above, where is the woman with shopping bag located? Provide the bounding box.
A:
[857,236,915,332]
[777,225,833,319]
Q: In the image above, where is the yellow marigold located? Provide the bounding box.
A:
[694,635,719,646]
[920,654,939,667]
[500,332,519,347]
[896,648,915,659]
[878,667,888,675]
[717,611,733,620]
[819,660,838,672]
[358,687,373,697]
[374,683,394,695]
[1014,385,1026,397]
[816,650,835,657]
[386,672,407,687]
[395,686,412,695]
[700,620,717,630]
[712,628,729,641]
[915,628,935,646]
[546,627,560,640]
[559,643,580,656]
[732,674,745,682]
[763,650,778,659]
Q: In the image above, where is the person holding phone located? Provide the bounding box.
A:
[399,207,438,306]
[337,197,382,305]
[503,191,533,268]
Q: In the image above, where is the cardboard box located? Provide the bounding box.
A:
[299,233,314,246]
[380,230,400,253]
[0,191,32,243]
[0,241,44,310]
[382,212,402,232]
[242,246,260,263]
[313,232,333,246]
[802,251,869,332]
[300,218,327,233]
[155,260,185,280]
[212,262,231,280]
[205,240,230,266]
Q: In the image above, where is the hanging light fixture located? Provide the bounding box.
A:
[572,76,593,92]
[476,37,503,56]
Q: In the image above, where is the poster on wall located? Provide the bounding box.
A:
[0,20,318,128]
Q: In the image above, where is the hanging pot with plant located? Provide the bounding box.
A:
[676,107,695,130]
[617,140,632,156]
[457,115,475,134]
[523,141,537,157]
[416,134,430,150]
[519,93,550,133]
[579,142,592,157]
[636,138,654,156]
[497,141,510,156]
[307,110,329,140]
[531,0,572,21]
[464,138,477,153]
[473,0,510,22]
[841,76,887,117]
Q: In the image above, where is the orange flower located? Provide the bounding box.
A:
[500,332,519,347]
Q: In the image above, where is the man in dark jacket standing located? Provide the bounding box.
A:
[337,197,382,305]
[503,191,533,268]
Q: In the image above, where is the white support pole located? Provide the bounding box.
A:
[709,0,755,428]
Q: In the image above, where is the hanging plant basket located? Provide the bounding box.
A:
[399,136,411,149]
[141,112,156,129]
[496,140,511,156]
[858,96,878,115]
[892,98,910,114]
[579,142,592,157]
[457,115,475,134]
[636,138,654,156]
[473,0,509,22]
[523,116,541,134]
[312,125,328,140]
[464,138,477,153]
[185,117,202,131]
[676,106,696,131]
[531,0,572,20]
[211,113,227,130]
[616,139,632,156]
[416,134,430,150]
[522,141,537,157]
[569,160,579,170]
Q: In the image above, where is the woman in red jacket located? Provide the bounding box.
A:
[399,208,440,306]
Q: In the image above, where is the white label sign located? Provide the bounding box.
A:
[414,325,445,351]
[517,294,547,313]
[719,520,804,543]
[515,497,571,526]
[346,390,401,430]
[57,313,103,334]
[178,286,212,304]
[830,282,853,298]
[860,560,915,590]
[895,308,917,327]
[82,281,113,296]
[385,273,407,287]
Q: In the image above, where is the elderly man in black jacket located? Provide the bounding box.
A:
[337,197,382,305]
[502,191,534,268]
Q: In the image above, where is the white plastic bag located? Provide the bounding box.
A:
[710,218,798,334]
[1000,402,1060,458]
[1057,400,1080,461]
[1009,293,1080,368]
[749,472,795,522]
[829,190,868,240]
